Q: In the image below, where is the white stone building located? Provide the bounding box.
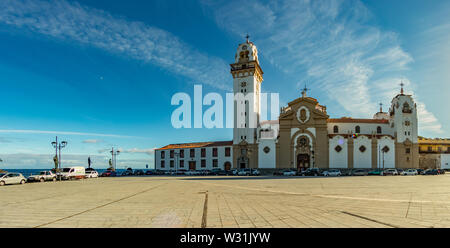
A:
[155,39,421,171]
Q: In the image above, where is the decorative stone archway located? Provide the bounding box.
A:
[291,129,316,169]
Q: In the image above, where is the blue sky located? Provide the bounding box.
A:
[0,0,449,169]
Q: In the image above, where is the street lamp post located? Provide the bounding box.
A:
[110,148,120,171]
[51,136,67,181]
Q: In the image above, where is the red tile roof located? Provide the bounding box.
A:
[156,141,233,150]
[327,117,389,124]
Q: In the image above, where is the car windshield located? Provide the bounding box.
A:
[62,168,71,172]
[40,171,46,175]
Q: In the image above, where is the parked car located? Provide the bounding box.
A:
[368,169,382,176]
[322,169,341,177]
[238,169,252,176]
[85,170,99,178]
[397,169,404,175]
[100,170,117,177]
[251,169,261,176]
[211,169,228,175]
[401,169,418,176]
[423,169,439,175]
[282,169,297,176]
[0,173,27,186]
[27,170,57,182]
[351,169,368,176]
[416,169,425,175]
[145,170,154,175]
[184,170,197,176]
[58,167,85,180]
[382,169,398,176]
[300,168,321,176]
[437,169,446,174]
[176,169,187,175]
[273,170,283,176]
[122,170,134,176]
[230,169,239,175]
[134,170,145,176]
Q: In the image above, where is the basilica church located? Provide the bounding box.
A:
[155,39,419,171]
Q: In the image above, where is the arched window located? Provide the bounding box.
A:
[333,125,339,133]
[355,126,360,133]
[377,126,382,134]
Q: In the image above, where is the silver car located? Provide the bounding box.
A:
[0,173,27,186]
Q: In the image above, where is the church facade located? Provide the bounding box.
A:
[155,40,420,171]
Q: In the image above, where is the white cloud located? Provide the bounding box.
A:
[0,0,231,90]
[98,147,156,156]
[82,139,102,144]
[0,129,136,138]
[119,148,157,155]
[201,0,442,133]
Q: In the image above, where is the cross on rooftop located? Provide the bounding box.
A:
[301,84,310,97]
[379,102,383,112]
[400,81,404,94]
[245,33,250,43]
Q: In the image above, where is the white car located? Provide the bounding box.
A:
[184,170,199,176]
[85,170,99,178]
[0,173,27,186]
[282,170,297,176]
[402,169,418,176]
[251,169,261,176]
[238,169,252,176]
[323,169,342,177]
[27,170,57,182]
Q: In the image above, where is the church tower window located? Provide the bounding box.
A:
[355,126,361,134]
[377,126,382,134]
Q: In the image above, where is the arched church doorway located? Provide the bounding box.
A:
[297,154,310,171]
[224,162,232,171]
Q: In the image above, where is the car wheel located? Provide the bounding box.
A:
[0,181,5,186]
[20,180,26,184]
[40,178,45,183]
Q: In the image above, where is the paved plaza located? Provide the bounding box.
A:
[1,175,450,228]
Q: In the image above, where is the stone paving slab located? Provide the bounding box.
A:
[1,175,450,227]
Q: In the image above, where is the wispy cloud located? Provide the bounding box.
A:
[0,0,230,90]
[119,148,157,155]
[97,147,156,156]
[0,129,136,138]
[201,0,442,134]
[82,139,103,144]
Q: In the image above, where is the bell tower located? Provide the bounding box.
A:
[389,83,419,168]
[230,36,263,145]
[230,36,263,169]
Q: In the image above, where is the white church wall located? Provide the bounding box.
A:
[258,139,276,168]
[441,154,450,169]
[377,136,395,169]
[329,136,348,168]
[353,136,372,168]
[327,123,392,136]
